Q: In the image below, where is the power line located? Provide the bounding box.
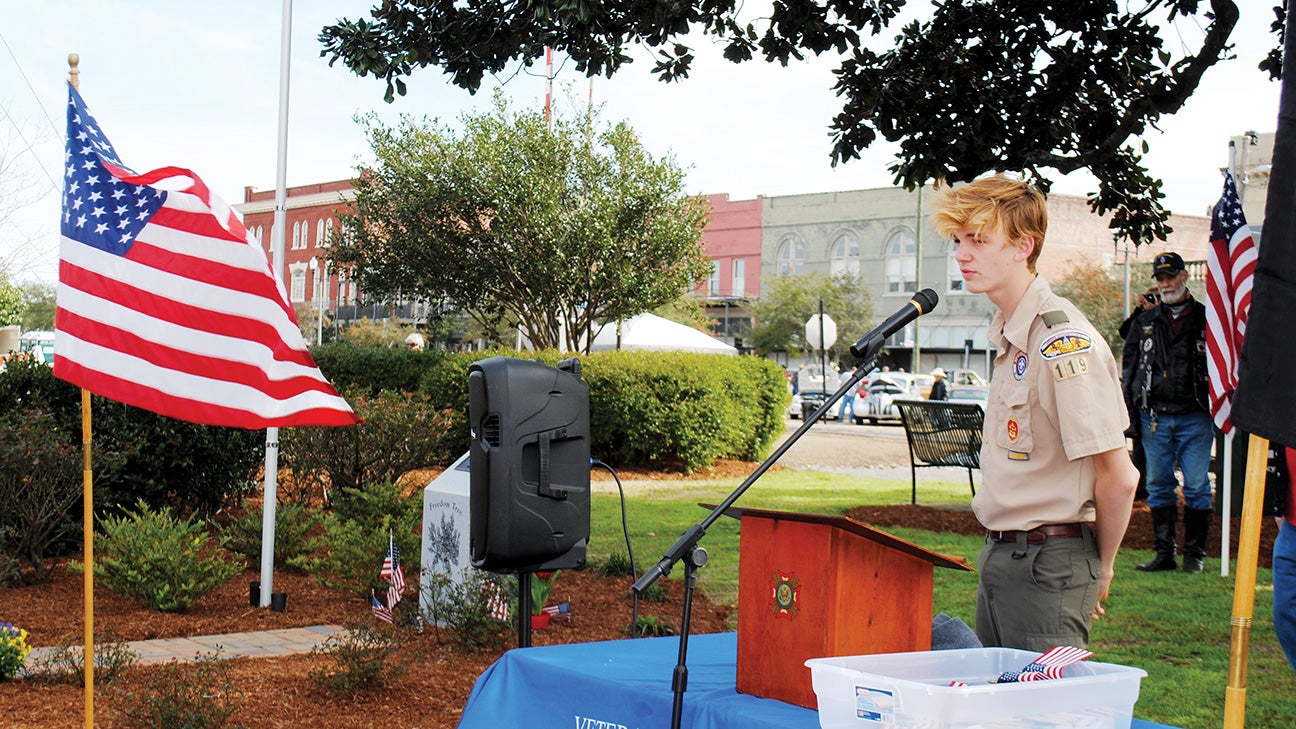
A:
[0,29,64,194]
[0,29,62,137]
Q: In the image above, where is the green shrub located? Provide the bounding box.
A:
[421,571,513,652]
[417,349,787,473]
[219,502,320,568]
[624,614,676,637]
[308,621,408,693]
[279,388,454,501]
[27,629,138,685]
[0,359,261,518]
[108,651,243,729]
[593,552,635,578]
[310,341,441,394]
[86,501,244,612]
[0,409,86,582]
[291,505,419,599]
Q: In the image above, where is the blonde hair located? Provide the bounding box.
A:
[932,176,1048,273]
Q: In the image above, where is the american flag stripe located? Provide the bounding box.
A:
[1205,170,1257,434]
[57,83,358,429]
[371,594,394,624]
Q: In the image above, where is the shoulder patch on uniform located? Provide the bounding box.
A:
[1039,330,1093,360]
[1041,310,1070,328]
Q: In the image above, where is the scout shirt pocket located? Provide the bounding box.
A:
[994,382,1034,456]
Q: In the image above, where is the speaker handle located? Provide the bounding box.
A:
[536,428,569,500]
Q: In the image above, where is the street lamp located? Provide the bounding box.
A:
[308,257,326,346]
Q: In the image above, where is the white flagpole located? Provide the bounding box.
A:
[260,0,294,607]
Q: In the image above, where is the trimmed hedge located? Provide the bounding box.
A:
[309,342,443,394]
[415,350,789,473]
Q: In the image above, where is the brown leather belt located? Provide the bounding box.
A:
[988,523,1086,545]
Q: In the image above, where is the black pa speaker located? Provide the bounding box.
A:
[467,356,590,573]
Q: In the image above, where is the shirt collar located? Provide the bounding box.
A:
[991,275,1053,354]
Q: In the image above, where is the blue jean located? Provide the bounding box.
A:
[1140,410,1214,510]
[838,392,856,420]
[1275,520,1296,670]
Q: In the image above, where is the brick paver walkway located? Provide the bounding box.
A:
[28,624,345,669]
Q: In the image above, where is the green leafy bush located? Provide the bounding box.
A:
[291,499,419,599]
[624,614,676,637]
[419,349,787,472]
[108,651,243,729]
[593,552,635,578]
[308,621,408,693]
[219,502,320,568]
[0,409,86,582]
[279,388,454,502]
[87,501,244,612]
[421,571,513,652]
[0,358,261,517]
[310,340,441,394]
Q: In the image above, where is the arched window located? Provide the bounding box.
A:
[883,228,917,294]
[324,219,334,248]
[289,267,306,302]
[829,231,860,276]
[316,219,325,248]
[946,239,964,292]
[775,236,805,276]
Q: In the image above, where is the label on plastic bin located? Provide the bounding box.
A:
[853,686,896,723]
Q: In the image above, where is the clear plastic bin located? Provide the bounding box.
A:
[806,647,1147,729]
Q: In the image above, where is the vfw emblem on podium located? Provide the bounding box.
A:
[769,571,801,619]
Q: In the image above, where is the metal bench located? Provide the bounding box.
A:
[894,400,984,504]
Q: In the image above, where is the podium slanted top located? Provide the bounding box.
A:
[707,504,974,572]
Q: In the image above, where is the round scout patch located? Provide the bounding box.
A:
[1013,353,1028,380]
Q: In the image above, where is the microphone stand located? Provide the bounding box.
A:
[632,349,882,729]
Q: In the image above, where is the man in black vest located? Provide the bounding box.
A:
[1122,252,1213,573]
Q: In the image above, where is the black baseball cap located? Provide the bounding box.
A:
[1152,252,1185,277]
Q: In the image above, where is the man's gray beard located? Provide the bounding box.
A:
[1159,284,1188,305]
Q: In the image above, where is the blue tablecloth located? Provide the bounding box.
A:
[457,632,1178,729]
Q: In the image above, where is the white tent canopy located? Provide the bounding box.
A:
[590,314,738,355]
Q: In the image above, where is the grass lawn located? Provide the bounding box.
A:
[590,469,1294,729]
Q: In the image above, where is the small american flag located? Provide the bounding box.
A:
[997,645,1092,683]
[541,601,571,617]
[371,593,394,624]
[485,581,509,621]
[56,83,358,429]
[381,534,406,596]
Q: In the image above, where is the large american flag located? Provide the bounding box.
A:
[1205,170,1257,434]
[56,83,358,429]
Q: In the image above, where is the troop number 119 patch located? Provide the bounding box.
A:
[1051,355,1088,382]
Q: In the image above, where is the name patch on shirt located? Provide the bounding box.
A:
[1051,355,1090,381]
[1007,450,1031,461]
[1039,330,1093,360]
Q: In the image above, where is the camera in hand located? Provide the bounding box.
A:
[1143,292,1159,304]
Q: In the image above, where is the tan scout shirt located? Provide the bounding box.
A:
[973,276,1129,532]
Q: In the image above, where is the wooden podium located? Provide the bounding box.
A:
[722,505,974,709]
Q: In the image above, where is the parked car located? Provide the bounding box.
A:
[855,373,935,424]
[946,386,989,413]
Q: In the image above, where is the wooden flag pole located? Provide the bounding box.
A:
[69,51,97,729]
[1224,433,1269,728]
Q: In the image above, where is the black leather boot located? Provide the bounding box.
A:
[1136,505,1179,572]
[1182,507,1212,574]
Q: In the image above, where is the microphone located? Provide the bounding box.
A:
[849,288,940,359]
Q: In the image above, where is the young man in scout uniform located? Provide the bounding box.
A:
[932,176,1140,651]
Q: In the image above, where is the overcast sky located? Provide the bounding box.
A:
[1,2,1284,283]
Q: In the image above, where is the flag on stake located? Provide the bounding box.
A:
[1205,170,1257,434]
[371,593,394,624]
[56,82,359,429]
[381,533,405,611]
